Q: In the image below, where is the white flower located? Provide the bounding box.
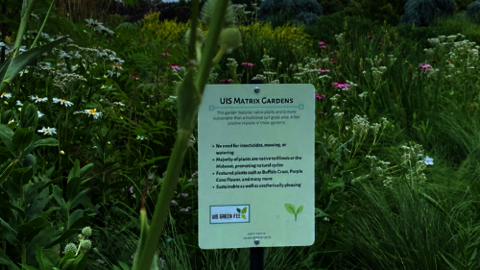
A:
[85,109,102,119]
[16,100,23,106]
[424,156,434,165]
[137,135,145,140]
[113,102,125,106]
[8,119,15,124]
[38,111,44,118]
[38,127,56,135]
[1,92,12,99]
[30,95,48,103]
[53,98,74,107]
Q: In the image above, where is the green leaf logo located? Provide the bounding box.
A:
[241,207,247,219]
[236,208,241,213]
[284,203,304,221]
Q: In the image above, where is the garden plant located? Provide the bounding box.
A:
[2,0,480,269]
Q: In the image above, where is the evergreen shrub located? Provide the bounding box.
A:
[258,0,323,26]
[467,1,480,20]
[399,0,457,27]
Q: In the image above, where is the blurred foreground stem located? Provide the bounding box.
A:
[132,0,229,269]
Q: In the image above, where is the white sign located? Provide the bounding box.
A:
[198,84,315,249]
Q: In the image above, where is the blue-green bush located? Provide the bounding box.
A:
[258,0,323,26]
[400,0,456,27]
[467,1,480,20]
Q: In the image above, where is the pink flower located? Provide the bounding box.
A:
[318,41,327,49]
[332,81,351,89]
[318,68,330,73]
[171,65,180,71]
[242,62,254,67]
[220,78,233,84]
[419,62,433,72]
[315,93,326,100]
[330,59,338,65]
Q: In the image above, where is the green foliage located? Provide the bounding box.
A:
[467,0,480,20]
[400,0,457,27]
[346,0,407,25]
[258,0,323,26]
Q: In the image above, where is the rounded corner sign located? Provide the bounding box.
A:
[198,84,315,249]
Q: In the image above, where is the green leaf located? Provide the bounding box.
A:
[73,252,88,270]
[315,208,328,218]
[17,217,51,242]
[68,160,80,183]
[79,163,94,179]
[138,156,168,166]
[0,109,13,125]
[58,251,75,268]
[26,227,61,265]
[236,208,241,213]
[69,214,95,230]
[0,124,16,156]
[20,137,58,161]
[0,195,25,217]
[241,207,247,214]
[0,249,20,270]
[296,205,304,215]
[45,230,78,249]
[68,209,83,228]
[70,189,89,209]
[22,154,36,168]
[284,203,296,215]
[12,127,34,152]
[52,185,67,215]
[36,246,60,270]
[0,217,20,247]
[25,187,49,222]
[2,37,68,86]
[18,103,38,130]
[21,265,38,270]
[118,261,131,270]
[12,166,34,186]
[241,213,246,220]
[0,145,14,164]
[0,159,17,186]
[66,177,81,202]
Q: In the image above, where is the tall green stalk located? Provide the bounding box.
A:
[31,0,55,49]
[132,0,230,269]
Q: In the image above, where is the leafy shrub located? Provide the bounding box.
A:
[305,14,381,46]
[317,0,353,15]
[258,0,323,26]
[467,0,480,20]
[140,12,189,42]
[400,0,457,27]
[346,0,407,25]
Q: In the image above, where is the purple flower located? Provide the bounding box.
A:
[180,206,191,212]
[318,41,327,49]
[420,62,433,72]
[171,200,178,206]
[171,65,180,71]
[129,186,134,194]
[177,193,188,198]
[242,62,254,67]
[315,93,326,100]
[96,259,105,265]
[332,81,350,89]
[318,68,330,73]
[220,78,233,84]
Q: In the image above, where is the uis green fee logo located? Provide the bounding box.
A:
[210,205,250,224]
